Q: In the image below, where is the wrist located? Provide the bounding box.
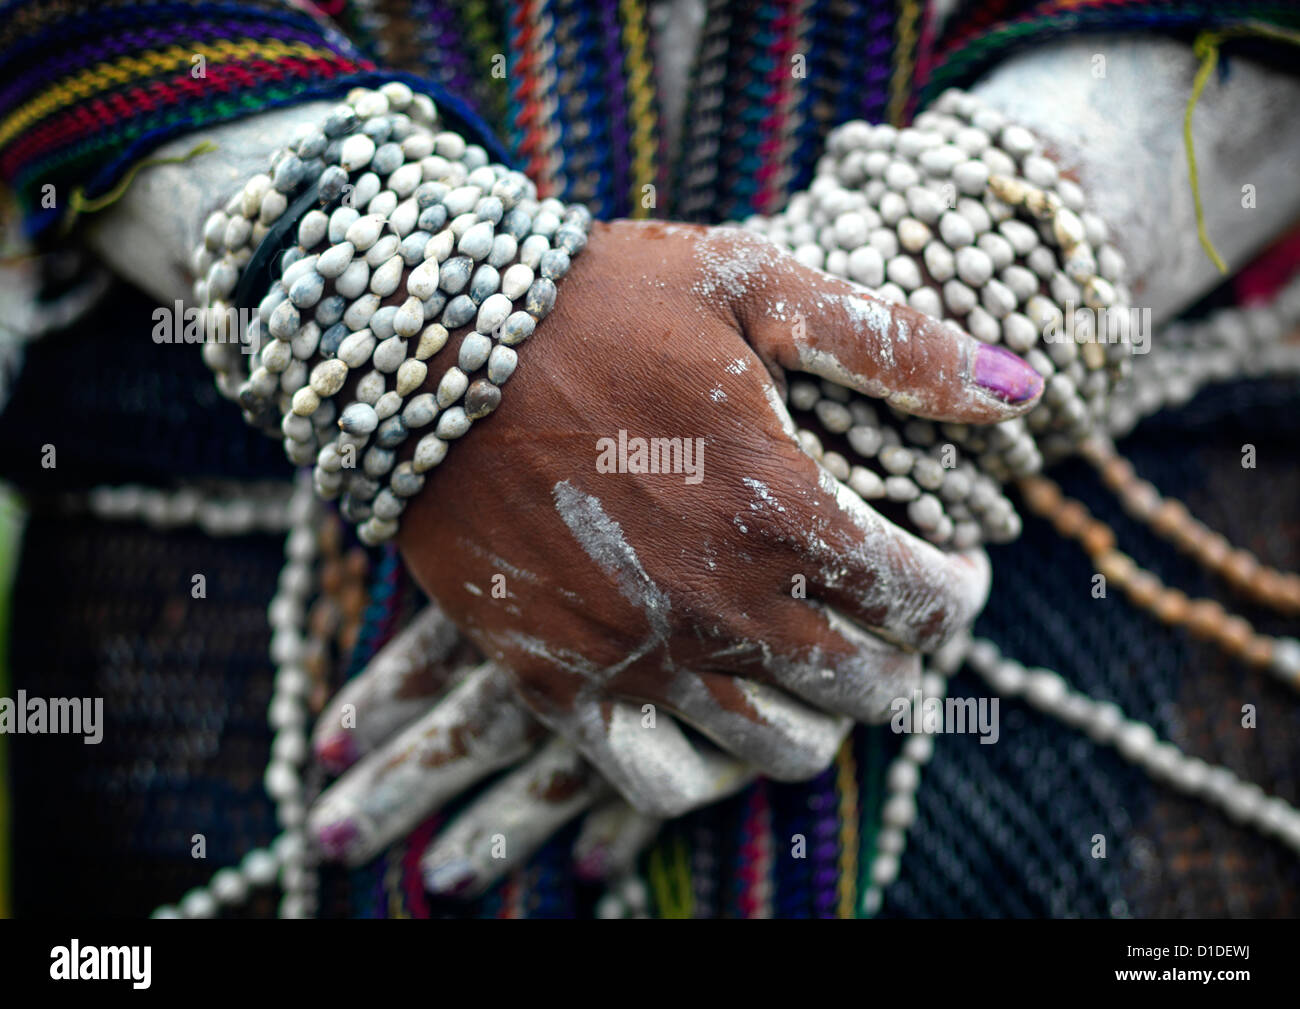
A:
[190,84,592,545]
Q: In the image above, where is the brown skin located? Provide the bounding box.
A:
[378,220,1041,811]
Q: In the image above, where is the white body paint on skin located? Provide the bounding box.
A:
[742,477,787,513]
[838,292,895,342]
[662,672,851,780]
[599,702,754,815]
[703,618,914,725]
[541,479,849,813]
[551,480,671,643]
[573,796,664,876]
[309,663,535,865]
[760,380,800,440]
[796,345,890,401]
[689,223,937,414]
[460,540,544,587]
[682,462,978,721]
[420,737,608,896]
[794,291,966,416]
[814,466,990,646]
[313,606,461,756]
[688,224,800,302]
[481,483,679,706]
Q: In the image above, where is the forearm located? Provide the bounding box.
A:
[86,103,337,302]
[0,0,504,269]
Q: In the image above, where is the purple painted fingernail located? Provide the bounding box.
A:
[574,843,610,881]
[973,344,1043,404]
[423,858,478,897]
[315,818,360,859]
[315,731,358,773]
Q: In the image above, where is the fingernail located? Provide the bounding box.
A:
[423,857,479,896]
[315,731,358,773]
[973,344,1042,404]
[574,843,610,881]
[315,818,360,860]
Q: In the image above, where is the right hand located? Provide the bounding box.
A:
[390,220,1034,815]
[306,219,1043,890]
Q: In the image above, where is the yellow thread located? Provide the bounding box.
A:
[648,841,674,917]
[888,0,920,127]
[1184,23,1300,275]
[620,0,658,218]
[384,849,409,918]
[648,835,692,918]
[0,39,331,146]
[835,738,859,919]
[1185,33,1227,274]
[670,834,693,919]
[60,140,217,234]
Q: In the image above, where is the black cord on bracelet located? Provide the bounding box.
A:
[232,177,359,434]
[232,177,325,314]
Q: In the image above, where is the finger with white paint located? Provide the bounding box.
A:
[537,699,756,818]
[797,467,993,653]
[736,602,924,723]
[421,737,608,897]
[733,442,991,655]
[308,662,541,865]
[311,604,476,773]
[698,227,1044,423]
[645,670,852,780]
[572,798,663,881]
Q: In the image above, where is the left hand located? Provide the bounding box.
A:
[308,604,665,896]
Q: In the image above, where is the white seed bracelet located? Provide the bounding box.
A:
[190,84,591,544]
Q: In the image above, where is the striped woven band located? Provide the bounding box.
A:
[0,0,509,243]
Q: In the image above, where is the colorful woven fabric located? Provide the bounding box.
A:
[919,1,1300,111]
[2,0,1299,921]
[9,1,1300,241]
[0,0,507,243]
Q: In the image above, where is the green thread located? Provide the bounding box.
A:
[1185,23,1300,275]
[60,140,217,234]
[648,832,693,918]
[1185,32,1226,274]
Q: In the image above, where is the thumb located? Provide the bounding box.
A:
[716,229,1043,424]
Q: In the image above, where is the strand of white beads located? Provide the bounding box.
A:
[1108,271,1300,438]
[966,637,1300,854]
[149,474,320,919]
[267,473,321,917]
[82,482,294,534]
[859,634,968,916]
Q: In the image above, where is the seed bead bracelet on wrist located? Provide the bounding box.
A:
[190,83,592,545]
[762,89,1300,687]
[743,87,1135,550]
